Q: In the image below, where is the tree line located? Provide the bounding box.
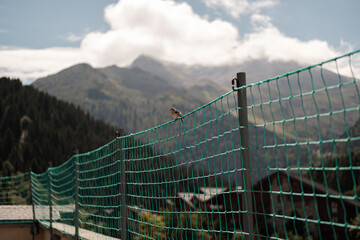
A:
[0,77,115,176]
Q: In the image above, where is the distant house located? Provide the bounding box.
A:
[175,171,360,238]
[253,171,360,239]
[175,186,243,232]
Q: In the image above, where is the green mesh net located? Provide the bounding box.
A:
[1,49,360,239]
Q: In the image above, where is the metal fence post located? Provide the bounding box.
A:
[235,72,254,239]
[116,129,127,240]
[29,169,38,237]
[74,149,80,239]
[48,162,53,239]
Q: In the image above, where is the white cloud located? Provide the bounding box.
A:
[202,0,278,18]
[250,13,273,30]
[80,0,344,67]
[235,26,339,65]
[0,47,85,84]
[233,21,359,78]
[0,0,356,83]
[64,33,83,42]
[80,0,239,66]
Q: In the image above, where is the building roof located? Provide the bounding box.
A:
[178,192,195,209]
[253,171,360,208]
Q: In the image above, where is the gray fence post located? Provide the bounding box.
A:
[74,149,80,239]
[48,162,53,239]
[29,169,38,237]
[116,129,127,240]
[235,72,254,239]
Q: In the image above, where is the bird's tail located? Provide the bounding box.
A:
[181,118,184,125]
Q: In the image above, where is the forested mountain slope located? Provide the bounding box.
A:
[0,77,115,176]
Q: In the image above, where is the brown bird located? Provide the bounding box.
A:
[170,107,184,124]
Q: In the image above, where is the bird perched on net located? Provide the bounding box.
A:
[170,107,184,124]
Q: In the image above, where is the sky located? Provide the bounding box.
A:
[0,0,359,84]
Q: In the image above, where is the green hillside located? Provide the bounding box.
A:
[33,63,206,133]
[0,77,115,176]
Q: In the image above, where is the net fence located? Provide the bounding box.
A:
[1,49,360,239]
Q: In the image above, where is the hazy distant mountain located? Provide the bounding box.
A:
[33,63,206,133]
[131,55,304,86]
[131,55,190,87]
[131,55,360,142]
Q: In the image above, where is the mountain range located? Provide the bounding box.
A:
[30,55,360,182]
[33,60,204,133]
[32,55,304,132]
[33,55,359,141]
